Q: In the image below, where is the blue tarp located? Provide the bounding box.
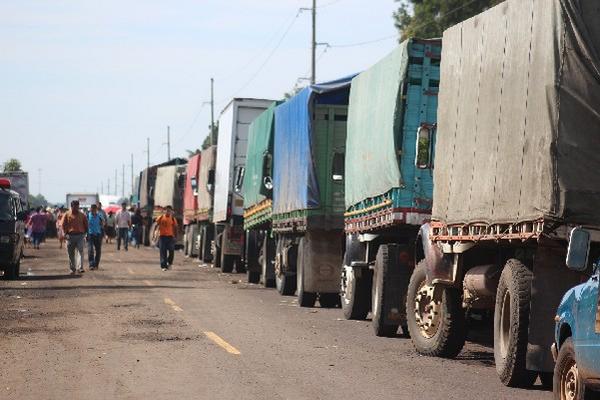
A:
[273,76,354,215]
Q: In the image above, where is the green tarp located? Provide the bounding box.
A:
[345,42,409,208]
[242,102,278,208]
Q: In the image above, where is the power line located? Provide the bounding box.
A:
[329,34,397,48]
[317,0,344,9]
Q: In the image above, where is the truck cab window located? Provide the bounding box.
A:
[416,125,434,169]
[332,152,344,181]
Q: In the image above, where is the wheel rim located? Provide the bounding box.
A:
[560,358,580,400]
[414,280,441,339]
[341,266,354,306]
[499,290,511,359]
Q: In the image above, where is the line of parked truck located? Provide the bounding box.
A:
[129,1,600,397]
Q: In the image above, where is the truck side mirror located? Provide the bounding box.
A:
[332,152,344,181]
[206,170,215,193]
[263,176,273,191]
[234,166,245,195]
[566,227,590,272]
[416,125,435,169]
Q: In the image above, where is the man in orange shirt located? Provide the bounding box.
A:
[62,200,89,274]
[154,205,178,271]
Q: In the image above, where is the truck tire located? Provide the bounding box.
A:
[247,271,260,284]
[553,338,587,400]
[4,259,20,280]
[372,245,401,337]
[319,293,341,308]
[261,237,276,288]
[276,273,295,296]
[183,226,190,257]
[341,262,372,320]
[213,237,222,269]
[297,238,316,307]
[221,254,235,273]
[246,231,260,283]
[406,260,466,357]
[494,259,537,388]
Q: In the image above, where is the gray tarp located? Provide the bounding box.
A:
[432,0,600,227]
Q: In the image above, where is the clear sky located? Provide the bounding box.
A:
[1,0,400,203]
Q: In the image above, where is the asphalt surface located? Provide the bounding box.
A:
[0,239,552,400]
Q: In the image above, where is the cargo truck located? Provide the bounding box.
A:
[183,146,217,261]
[138,158,187,246]
[242,102,280,286]
[65,193,99,209]
[212,98,275,272]
[271,77,353,307]
[151,163,186,247]
[407,0,600,388]
[0,172,29,208]
[341,39,441,336]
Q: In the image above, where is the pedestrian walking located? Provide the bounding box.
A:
[131,207,143,249]
[115,202,131,251]
[154,205,178,271]
[27,207,46,249]
[105,211,116,243]
[62,200,88,274]
[87,204,103,270]
[56,206,66,249]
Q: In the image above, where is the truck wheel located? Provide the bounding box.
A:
[553,338,587,400]
[319,293,340,308]
[372,245,401,337]
[247,271,260,284]
[276,273,295,296]
[341,263,371,320]
[406,260,466,357]
[297,238,316,307]
[261,238,276,288]
[221,254,235,273]
[494,259,537,388]
[183,226,190,257]
[4,259,19,280]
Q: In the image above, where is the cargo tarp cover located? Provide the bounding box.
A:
[242,102,278,208]
[345,42,409,208]
[184,154,200,214]
[432,0,600,227]
[273,76,354,215]
[154,166,178,208]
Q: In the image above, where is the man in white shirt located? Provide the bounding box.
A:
[115,202,131,251]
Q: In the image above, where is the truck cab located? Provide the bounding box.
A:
[0,179,26,280]
[553,228,600,399]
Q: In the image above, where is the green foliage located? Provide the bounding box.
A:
[3,158,22,172]
[201,123,218,149]
[393,0,504,40]
[28,193,48,209]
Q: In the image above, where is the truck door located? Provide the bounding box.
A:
[575,270,600,376]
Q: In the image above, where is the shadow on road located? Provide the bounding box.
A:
[19,275,81,281]
[4,285,197,291]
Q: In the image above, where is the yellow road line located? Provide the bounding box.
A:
[143,280,153,286]
[164,297,183,312]
[203,331,241,355]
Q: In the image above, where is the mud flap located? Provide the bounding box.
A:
[303,230,342,293]
[378,244,413,327]
[527,244,582,372]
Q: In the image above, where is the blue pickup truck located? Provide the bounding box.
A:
[552,228,600,399]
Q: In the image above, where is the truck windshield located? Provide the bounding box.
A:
[0,194,14,220]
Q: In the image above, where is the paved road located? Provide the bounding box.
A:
[0,240,551,400]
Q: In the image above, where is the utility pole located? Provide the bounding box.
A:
[210,78,215,146]
[146,137,150,169]
[311,0,316,84]
[130,153,134,197]
[107,178,110,196]
[166,126,171,161]
[122,164,125,198]
[114,169,118,196]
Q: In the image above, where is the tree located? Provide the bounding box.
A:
[394,0,504,40]
[201,122,219,150]
[3,158,22,172]
[28,194,48,209]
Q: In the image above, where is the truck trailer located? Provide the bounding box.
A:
[271,77,353,307]
[151,164,186,247]
[212,98,275,272]
[138,158,187,246]
[341,39,441,336]
[408,0,600,388]
[242,102,280,286]
[183,146,217,262]
[0,172,29,208]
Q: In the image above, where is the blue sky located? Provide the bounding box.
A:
[1,0,400,202]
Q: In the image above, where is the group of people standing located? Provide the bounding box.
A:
[57,200,178,274]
